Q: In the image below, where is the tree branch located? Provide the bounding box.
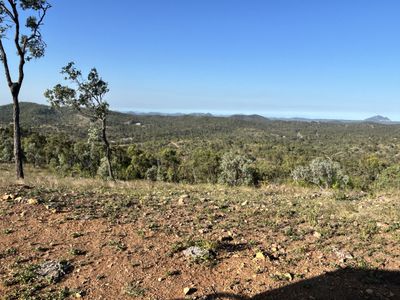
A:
[0,38,13,86]
[23,3,51,51]
[8,1,23,56]
[7,0,25,85]
[0,2,15,22]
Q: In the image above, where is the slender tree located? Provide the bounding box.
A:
[44,62,115,180]
[0,0,51,179]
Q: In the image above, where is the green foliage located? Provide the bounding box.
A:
[0,126,13,162]
[2,103,400,190]
[45,62,110,122]
[145,166,158,181]
[45,63,115,179]
[191,148,220,183]
[0,0,51,60]
[374,164,400,190]
[97,157,110,179]
[157,148,180,182]
[22,132,46,167]
[354,155,387,190]
[126,145,156,179]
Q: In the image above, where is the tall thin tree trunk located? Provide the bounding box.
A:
[101,118,114,181]
[12,93,24,179]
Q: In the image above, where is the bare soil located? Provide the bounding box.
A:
[0,172,399,299]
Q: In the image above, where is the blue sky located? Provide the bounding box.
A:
[1,0,400,119]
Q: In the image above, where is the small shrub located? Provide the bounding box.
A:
[145,166,158,181]
[292,157,349,189]
[97,157,111,180]
[218,152,257,186]
[374,164,400,190]
[125,282,145,297]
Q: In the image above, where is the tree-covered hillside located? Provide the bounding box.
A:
[2,102,400,190]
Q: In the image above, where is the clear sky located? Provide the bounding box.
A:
[0,0,400,120]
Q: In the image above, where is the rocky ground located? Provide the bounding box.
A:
[0,167,399,299]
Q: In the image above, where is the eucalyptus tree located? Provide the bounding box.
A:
[0,0,51,179]
[44,62,115,180]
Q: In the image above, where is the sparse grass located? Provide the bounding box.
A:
[108,240,128,251]
[2,262,74,300]
[69,248,87,256]
[71,232,84,238]
[1,166,399,298]
[3,264,38,287]
[124,282,146,297]
[3,228,13,235]
[1,247,18,259]
[166,270,181,277]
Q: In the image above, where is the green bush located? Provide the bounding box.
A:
[374,164,400,190]
[145,166,158,181]
[126,145,156,179]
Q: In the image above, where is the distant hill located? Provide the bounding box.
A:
[231,114,268,121]
[0,102,135,138]
[0,102,276,141]
[127,111,214,117]
[2,102,400,144]
[364,115,392,124]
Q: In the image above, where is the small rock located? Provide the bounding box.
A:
[283,273,294,281]
[366,289,373,295]
[313,231,322,239]
[27,198,39,205]
[376,222,389,230]
[178,194,190,205]
[183,287,197,295]
[182,246,210,259]
[2,194,13,201]
[241,200,248,206]
[255,251,266,261]
[45,204,60,213]
[157,277,164,282]
[333,247,353,262]
[36,260,73,283]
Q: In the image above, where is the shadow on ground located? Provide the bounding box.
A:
[173,268,400,300]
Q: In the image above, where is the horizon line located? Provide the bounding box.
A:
[0,101,397,122]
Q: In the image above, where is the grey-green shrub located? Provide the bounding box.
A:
[218,152,256,186]
[292,157,349,189]
[97,157,110,179]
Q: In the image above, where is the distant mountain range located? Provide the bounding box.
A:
[126,111,214,117]
[126,111,397,124]
[364,115,393,124]
[0,102,398,129]
[1,102,399,144]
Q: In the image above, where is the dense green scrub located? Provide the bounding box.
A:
[1,103,400,191]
